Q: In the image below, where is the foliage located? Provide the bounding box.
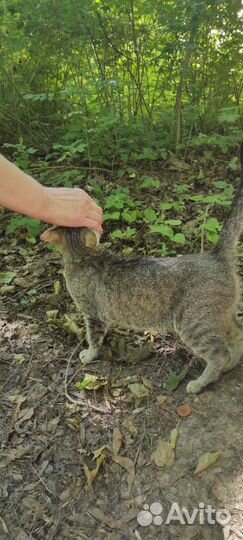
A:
[6,216,42,243]
[0,0,242,161]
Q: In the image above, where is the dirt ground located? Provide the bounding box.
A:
[1,224,243,540]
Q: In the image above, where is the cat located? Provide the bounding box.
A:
[41,144,243,394]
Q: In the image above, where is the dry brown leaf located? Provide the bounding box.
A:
[122,416,138,435]
[105,518,123,529]
[156,395,168,406]
[128,383,149,399]
[151,438,174,468]
[46,309,59,322]
[0,445,33,468]
[93,445,110,459]
[142,377,153,390]
[17,406,34,421]
[112,427,123,456]
[112,455,135,476]
[151,428,178,468]
[8,394,27,405]
[65,417,80,431]
[170,428,178,449]
[176,404,192,417]
[81,453,106,488]
[13,353,26,364]
[194,451,221,475]
[87,507,109,522]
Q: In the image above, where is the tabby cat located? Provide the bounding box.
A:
[41,144,243,393]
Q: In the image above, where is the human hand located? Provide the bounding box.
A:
[43,187,103,233]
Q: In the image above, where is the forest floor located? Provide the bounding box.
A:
[1,156,243,540]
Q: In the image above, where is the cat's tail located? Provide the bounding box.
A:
[214,142,243,257]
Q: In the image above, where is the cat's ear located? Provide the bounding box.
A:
[40,227,66,247]
[84,229,100,248]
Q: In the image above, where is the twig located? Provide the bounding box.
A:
[64,343,82,404]
[29,164,113,174]
[31,465,57,498]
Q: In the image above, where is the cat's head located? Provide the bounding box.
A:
[40,226,100,252]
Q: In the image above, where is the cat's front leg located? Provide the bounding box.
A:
[79,316,106,364]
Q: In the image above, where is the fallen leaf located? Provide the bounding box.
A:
[76,373,108,391]
[62,314,81,336]
[93,445,110,459]
[112,455,135,476]
[156,395,168,405]
[54,279,61,295]
[164,368,189,391]
[87,508,122,529]
[122,416,138,435]
[17,406,34,423]
[65,417,80,431]
[142,377,153,390]
[128,383,149,399]
[176,404,192,417]
[1,284,15,294]
[46,309,59,322]
[0,445,33,468]
[151,428,178,468]
[81,453,106,488]
[112,427,123,456]
[87,507,109,522]
[194,451,221,475]
[151,439,174,468]
[8,394,27,405]
[13,353,26,365]
[170,427,178,449]
[0,271,16,284]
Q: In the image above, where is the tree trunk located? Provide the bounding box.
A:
[175,5,204,147]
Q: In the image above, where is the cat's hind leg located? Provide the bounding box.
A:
[178,323,232,394]
[79,317,106,364]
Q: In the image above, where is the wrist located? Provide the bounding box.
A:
[39,187,57,224]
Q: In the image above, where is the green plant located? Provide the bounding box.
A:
[3,143,37,170]
[6,216,42,243]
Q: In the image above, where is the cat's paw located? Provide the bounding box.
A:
[79,348,97,365]
[186,380,202,394]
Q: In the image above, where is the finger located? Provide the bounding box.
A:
[83,209,103,224]
[87,200,103,216]
[80,218,103,234]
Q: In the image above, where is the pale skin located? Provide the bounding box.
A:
[0,154,103,232]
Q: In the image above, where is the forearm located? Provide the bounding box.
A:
[0,154,103,230]
[0,154,49,220]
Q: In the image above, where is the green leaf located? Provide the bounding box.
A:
[144,208,157,222]
[160,202,174,211]
[75,379,92,389]
[204,218,221,232]
[139,176,160,190]
[0,271,16,284]
[164,368,189,391]
[173,233,186,245]
[165,219,182,226]
[206,231,219,244]
[149,224,174,239]
[104,211,120,221]
[213,180,228,189]
[122,209,140,223]
[6,216,41,238]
